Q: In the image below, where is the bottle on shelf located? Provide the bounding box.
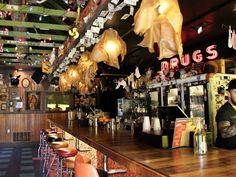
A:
[194,117,207,155]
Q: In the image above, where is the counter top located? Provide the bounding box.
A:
[49,117,236,177]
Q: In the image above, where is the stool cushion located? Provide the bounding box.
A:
[42,129,57,135]
[46,136,62,143]
[51,141,69,150]
[75,163,99,177]
[57,147,77,157]
[65,154,91,169]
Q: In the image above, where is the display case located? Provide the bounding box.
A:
[45,91,72,111]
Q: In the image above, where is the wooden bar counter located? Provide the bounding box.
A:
[49,116,236,177]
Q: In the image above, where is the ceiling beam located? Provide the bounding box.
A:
[0,30,67,41]
[0,39,61,47]
[0,53,46,59]
[0,58,33,64]
[0,3,77,18]
[0,20,70,31]
[3,47,51,54]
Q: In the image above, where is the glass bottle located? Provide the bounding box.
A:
[194,117,207,155]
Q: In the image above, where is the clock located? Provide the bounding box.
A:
[22,78,30,88]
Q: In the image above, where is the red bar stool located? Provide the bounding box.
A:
[38,128,57,157]
[64,154,91,177]
[45,141,69,177]
[75,163,99,177]
[43,133,63,173]
[56,147,78,177]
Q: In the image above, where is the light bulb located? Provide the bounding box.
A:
[197,26,203,34]
[158,3,168,14]
[105,40,117,52]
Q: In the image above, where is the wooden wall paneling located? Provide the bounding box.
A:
[31,113,39,141]
[0,113,67,143]
[11,114,30,132]
[0,114,11,143]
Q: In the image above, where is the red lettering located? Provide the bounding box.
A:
[181,54,191,66]
[161,61,169,71]
[206,45,218,60]
[170,58,179,69]
[192,50,203,63]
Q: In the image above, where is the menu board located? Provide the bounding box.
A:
[172,118,195,148]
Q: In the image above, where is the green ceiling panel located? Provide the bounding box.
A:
[3,47,51,54]
[0,39,61,47]
[0,20,70,31]
[0,30,67,41]
[0,4,77,18]
[0,53,45,59]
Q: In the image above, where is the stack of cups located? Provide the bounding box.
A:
[151,117,161,134]
[142,116,151,132]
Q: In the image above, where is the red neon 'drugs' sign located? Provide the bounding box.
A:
[161,45,218,71]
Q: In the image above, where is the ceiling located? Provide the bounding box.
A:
[0,0,235,76]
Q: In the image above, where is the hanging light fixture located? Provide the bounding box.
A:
[91,28,127,69]
[66,65,80,86]
[134,0,183,60]
[75,51,98,94]
[59,72,71,92]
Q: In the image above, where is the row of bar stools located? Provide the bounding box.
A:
[45,141,69,177]
[43,133,63,173]
[38,128,56,158]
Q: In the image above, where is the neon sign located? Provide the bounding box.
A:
[161,45,218,71]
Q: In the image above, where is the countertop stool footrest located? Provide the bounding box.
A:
[102,155,127,175]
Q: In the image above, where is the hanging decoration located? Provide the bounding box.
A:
[77,52,98,82]
[66,65,80,86]
[228,26,236,50]
[91,28,127,69]
[134,0,183,60]
[68,7,80,39]
[59,72,71,92]
[42,60,52,74]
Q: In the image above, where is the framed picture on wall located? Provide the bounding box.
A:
[26,92,41,111]
[1,88,7,93]
[1,102,7,110]
[0,94,7,101]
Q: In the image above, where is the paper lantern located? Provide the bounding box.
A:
[59,72,71,92]
[134,0,183,60]
[66,65,80,86]
[91,28,127,69]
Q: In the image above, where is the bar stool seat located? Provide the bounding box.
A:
[56,147,78,177]
[45,141,70,177]
[47,134,62,143]
[57,147,77,157]
[75,163,99,177]
[64,154,91,173]
[42,128,54,134]
[51,141,69,150]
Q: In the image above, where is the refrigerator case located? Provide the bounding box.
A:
[117,98,133,117]
[180,73,236,142]
[148,80,183,108]
[148,73,236,143]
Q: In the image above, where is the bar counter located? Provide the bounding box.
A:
[49,116,236,177]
